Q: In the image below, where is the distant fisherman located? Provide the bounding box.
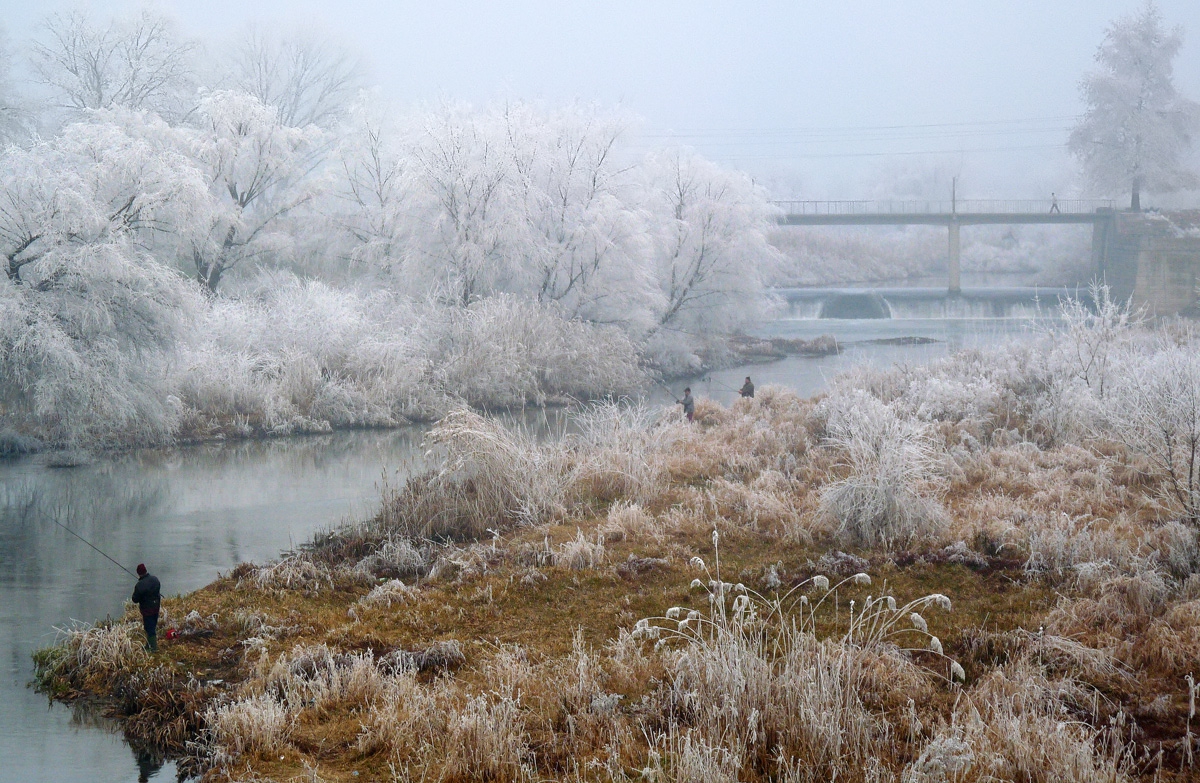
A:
[679,387,695,422]
[1049,192,1060,214]
[739,376,755,398]
[132,564,161,652]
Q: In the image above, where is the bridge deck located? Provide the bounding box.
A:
[778,212,1111,226]
[773,199,1116,226]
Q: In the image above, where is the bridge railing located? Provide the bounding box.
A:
[772,199,1115,215]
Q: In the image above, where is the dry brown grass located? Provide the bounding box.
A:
[34,367,1200,782]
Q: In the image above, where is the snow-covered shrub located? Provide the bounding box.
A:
[203,693,292,765]
[0,242,200,447]
[1102,343,1200,524]
[568,401,669,505]
[1053,282,1142,398]
[356,535,428,579]
[355,579,415,609]
[556,530,606,570]
[176,274,426,437]
[818,390,947,547]
[434,294,645,408]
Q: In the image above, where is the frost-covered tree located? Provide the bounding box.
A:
[643,150,779,335]
[1069,1,1200,210]
[500,102,653,327]
[402,103,518,305]
[222,26,363,129]
[331,97,409,273]
[0,118,206,446]
[1,113,210,284]
[185,91,325,293]
[30,8,199,123]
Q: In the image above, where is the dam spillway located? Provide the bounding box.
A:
[774,286,1079,319]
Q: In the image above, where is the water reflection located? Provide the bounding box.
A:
[0,428,431,783]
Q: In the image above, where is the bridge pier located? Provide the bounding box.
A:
[1090,210,1114,282]
[948,221,961,294]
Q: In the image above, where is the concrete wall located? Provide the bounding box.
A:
[1101,211,1200,316]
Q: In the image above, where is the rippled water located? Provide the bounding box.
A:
[0,316,1046,782]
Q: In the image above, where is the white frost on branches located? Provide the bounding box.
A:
[1068,1,1200,209]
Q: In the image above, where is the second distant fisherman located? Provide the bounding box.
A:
[679,387,695,422]
[739,377,755,398]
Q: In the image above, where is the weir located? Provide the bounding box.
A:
[775,286,1076,320]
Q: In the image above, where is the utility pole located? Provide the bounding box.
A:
[948,177,961,294]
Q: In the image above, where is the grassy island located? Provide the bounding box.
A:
[34,309,1200,783]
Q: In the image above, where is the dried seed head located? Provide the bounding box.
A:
[929,636,943,655]
[712,530,719,547]
[799,595,809,604]
[910,612,928,633]
[687,610,701,621]
[689,556,705,570]
[886,596,897,612]
[635,618,649,630]
[666,607,683,619]
[951,661,966,682]
[812,575,830,592]
[734,583,747,594]
[852,572,871,585]
[928,593,952,611]
[690,578,705,590]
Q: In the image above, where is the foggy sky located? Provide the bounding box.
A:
[4,0,1200,199]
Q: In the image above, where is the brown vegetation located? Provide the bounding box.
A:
[34,316,1200,781]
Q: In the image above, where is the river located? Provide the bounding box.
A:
[0,309,1050,782]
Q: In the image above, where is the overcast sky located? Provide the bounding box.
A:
[4,0,1200,199]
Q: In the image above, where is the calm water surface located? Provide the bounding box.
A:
[0,315,1047,782]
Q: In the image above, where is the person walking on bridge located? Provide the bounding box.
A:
[739,377,755,398]
[1049,193,1060,214]
[132,564,161,652]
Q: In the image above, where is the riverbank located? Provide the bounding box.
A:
[33,312,1200,782]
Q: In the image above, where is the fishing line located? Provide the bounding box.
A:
[702,376,740,393]
[49,516,137,577]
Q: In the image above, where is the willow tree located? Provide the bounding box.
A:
[1069,1,1200,210]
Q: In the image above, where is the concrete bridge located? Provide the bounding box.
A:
[773,199,1117,294]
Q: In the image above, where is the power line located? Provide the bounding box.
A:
[626,127,1073,149]
[637,115,1081,139]
[694,143,1069,161]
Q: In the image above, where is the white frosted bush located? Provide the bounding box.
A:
[1102,343,1200,524]
[817,390,947,547]
[0,241,200,447]
[203,693,291,764]
[356,579,415,609]
[177,278,646,438]
[556,530,606,570]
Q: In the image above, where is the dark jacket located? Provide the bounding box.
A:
[680,393,695,415]
[132,573,161,617]
[739,381,755,398]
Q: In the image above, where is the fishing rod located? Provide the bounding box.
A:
[49,517,137,577]
[656,380,680,402]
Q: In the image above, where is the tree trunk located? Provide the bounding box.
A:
[1131,177,1141,211]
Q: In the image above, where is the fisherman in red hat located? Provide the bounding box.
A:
[131,564,161,652]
